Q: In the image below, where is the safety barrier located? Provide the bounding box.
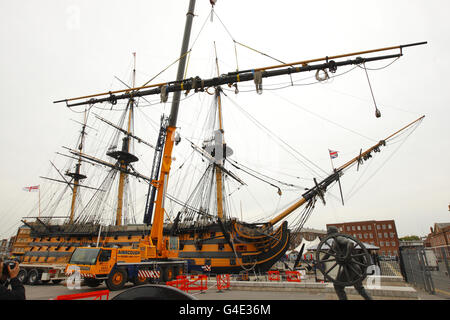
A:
[166,277,188,291]
[268,270,280,281]
[285,271,302,282]
[166,274,208,293]
[216,274,231,292]
[266,270,307,282]
[53,290,110,300]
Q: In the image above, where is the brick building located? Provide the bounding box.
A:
[326,220,400,257]
[424,223,450,259]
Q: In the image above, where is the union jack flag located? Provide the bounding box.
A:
[328,150,338,159]
[23,185,39,192]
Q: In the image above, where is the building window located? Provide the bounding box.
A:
[377,225,381,230]
[378,233,382,239]
[369,234,373,239]
[386,242,390,247]
[388,224,392,229]
[352,226,355,231]
[390,233,395,238]
[347,226,350,231]
[392,241,396,246]
[339,227,343,232]
[358,234,362,239]
[382,225,386,230]
[357,226,361,231]
[384,233,388,238]
[364,234,368,239]
[380,241,384,246]
[362,225,366,231]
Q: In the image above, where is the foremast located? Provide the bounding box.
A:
[66,110,88,223]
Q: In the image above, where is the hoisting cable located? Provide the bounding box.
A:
[141,50,191,88]
[362,62,381,118]
[270,90,377,143]
[221,91,328,178]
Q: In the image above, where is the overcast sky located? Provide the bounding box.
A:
[0,0,448,239]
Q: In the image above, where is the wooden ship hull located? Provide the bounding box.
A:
[14,218,290,274]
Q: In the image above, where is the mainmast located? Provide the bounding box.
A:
[110,53,138,226]
[214,42,225,220]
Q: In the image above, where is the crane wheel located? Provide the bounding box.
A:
[84,278,102,288]
[167,267,174,281]
[106,268,127,291]
[132,274,148,286]
[160,266,175,283]
[172,265,183,278]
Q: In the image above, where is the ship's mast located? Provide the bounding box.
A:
[114,53,137,226]
[66,109,88,223]
[214,42,225,220]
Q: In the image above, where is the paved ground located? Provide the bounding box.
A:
[23,282,333,300]
[22,284,358,300]
[20,281,446,300]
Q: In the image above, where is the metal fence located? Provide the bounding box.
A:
[379,260,402,277]
[399,246,450,298]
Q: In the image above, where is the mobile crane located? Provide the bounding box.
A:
[64,0,197,291]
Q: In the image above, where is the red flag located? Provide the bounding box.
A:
[23,185,39,192]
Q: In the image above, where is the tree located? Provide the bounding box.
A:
[399,235,420,241]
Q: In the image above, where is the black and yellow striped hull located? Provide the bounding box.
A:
[13,219,290,274]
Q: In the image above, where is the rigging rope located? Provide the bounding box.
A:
[227,158,306,190]
[362,62,381,118]
[270,90,377,143]
[345,118,423,201]
[221,91,328,177]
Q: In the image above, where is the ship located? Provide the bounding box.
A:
[10,0,426,279]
